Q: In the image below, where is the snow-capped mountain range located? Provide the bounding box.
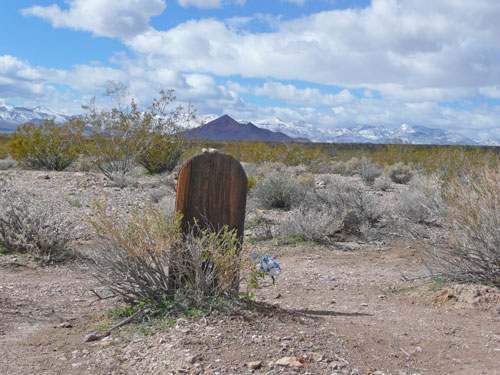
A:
[0,101,69,132]
[0,101,498,146]
[249,117,491,146]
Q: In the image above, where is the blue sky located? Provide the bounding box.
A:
[1,0,500,140]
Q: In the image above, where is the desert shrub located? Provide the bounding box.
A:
[110,171,139,189]
[396,175,445,226]
[256,162,287,177]
[327,176,385,226]
[360,159,382,184]
[427,167,500,287]
[87,204,246,309]
[79,83,194,181]
[0,157,16,170]
[344,156,382,183]
[137,133,183,174]
[280,205,344,244]
[252,170,308,210]
[0,191,76,262]
[0,135,9,159]
[330,160,347,175]
[385,162,414,184]
[373,176,391,191]
[308,176,386,235]
[150,187,169,203]
[8,119,82,171]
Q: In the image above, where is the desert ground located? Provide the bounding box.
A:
[1,168,500,375]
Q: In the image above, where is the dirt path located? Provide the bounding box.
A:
[1,240,500,375]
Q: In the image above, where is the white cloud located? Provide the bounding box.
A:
[177,0,246,8]
[126,0,500,103]
[252,81,355,106]
[0,55,48,99]
[178,0,221,8]
[479,86,500,99]
[22,0,166,38]
[281,0,308,5]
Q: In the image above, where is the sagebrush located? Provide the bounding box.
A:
[87,204,251,311]
[0,191,76,262]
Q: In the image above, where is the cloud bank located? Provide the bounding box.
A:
[8,0,500,141]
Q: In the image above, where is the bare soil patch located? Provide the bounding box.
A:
[1,171,500,375]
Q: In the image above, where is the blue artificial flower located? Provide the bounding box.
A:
[253,254,281,279]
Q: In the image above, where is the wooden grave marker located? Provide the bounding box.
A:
[175,150,247,290]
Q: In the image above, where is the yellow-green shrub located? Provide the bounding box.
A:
[138,133,184,174]
[8,119,82,171]
[80,85,194,180]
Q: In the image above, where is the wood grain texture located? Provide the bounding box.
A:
[175,151,247,242]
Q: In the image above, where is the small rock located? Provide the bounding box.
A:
[276,356,305,368]
[84,333,99,342]
[315,354,325,362]
[37,174,50,180]
[329,361,346,370]
[58,322,73,328]
[361,303,368,307]
[186,354,199,364]
[247,360,262,370]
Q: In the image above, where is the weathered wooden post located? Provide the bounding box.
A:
[175,150,247,292]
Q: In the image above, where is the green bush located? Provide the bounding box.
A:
[8,119,82,171]
[138,133,183,174]
[80,84,194,180]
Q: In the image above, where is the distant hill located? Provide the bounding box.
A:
[185,114,310,142]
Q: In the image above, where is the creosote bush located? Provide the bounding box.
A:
[87,204,249,311]
[0,191,76,262]
[9,119,82,171]
[79,83,195,181]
